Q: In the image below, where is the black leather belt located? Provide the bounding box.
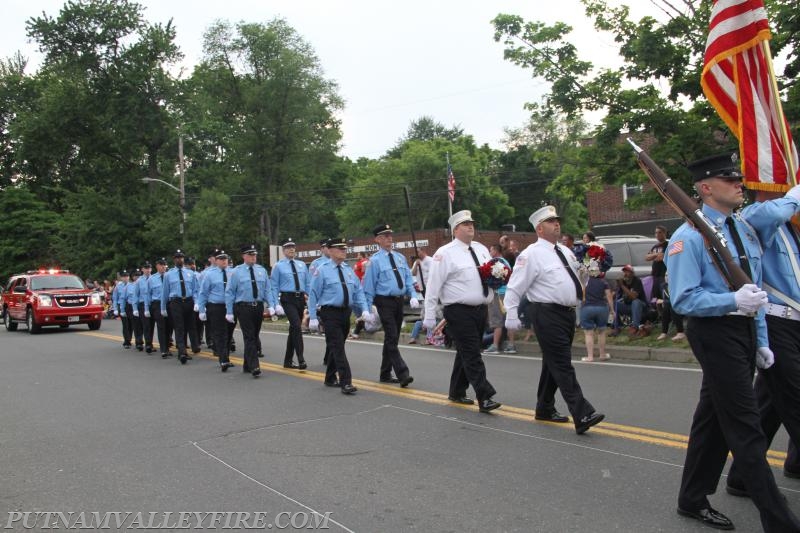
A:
[206,302,225,307]
[321,305,348,311]
[445,303,487,310]
[531,302,576,311]
[236,301,262,307]
[375,295,403,301]
[169,297,193,303]
[281,292,305,298]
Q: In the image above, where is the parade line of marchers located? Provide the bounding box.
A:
[5,510,334,530]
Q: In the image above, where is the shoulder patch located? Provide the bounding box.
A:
[433,254,443,262]
[668,240,684,256]
[515,257,527,267]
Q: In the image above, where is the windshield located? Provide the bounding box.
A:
[30,275,85,291]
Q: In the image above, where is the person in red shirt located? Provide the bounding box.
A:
[353,252,369,282]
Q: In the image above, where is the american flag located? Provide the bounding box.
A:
[447,164,456,203]
[701,0,798,191]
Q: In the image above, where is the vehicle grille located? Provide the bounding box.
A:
[55,294,88,308]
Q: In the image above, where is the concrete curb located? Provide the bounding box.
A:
[260,319,698,365]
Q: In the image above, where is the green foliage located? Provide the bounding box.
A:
[0,187,60,275]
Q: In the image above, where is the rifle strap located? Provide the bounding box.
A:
[702,234,735,291]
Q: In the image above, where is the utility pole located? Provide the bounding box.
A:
[178,136,186,249]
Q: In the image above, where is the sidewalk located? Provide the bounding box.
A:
[260,319,697,365]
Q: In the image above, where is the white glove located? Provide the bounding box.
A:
[786,183,800,201]
[133,309,139,317]
[120,311,126,317]
[505,317,522,330]
[113,309,119,317]
[162,309,167,317]
[309,319,319,331]
[199,312,207,322]
[756,347,775,369]
[193,304,199,312]
[409,297,420,309]
[422,318,437,331]
[267,307,275,316]
[144,310,151,318]
[360,310,371,321]
[275,305,285,316]
[225,314,235,323]
[734,283,768,313]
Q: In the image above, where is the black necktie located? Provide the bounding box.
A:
[222,268,227,288]
[388,252,404,290]
[554,245,583,300]
[249,265,258,300]
[289,260,300,291]
[468,246,489,297]
[337,265,349,307]
[725,217,753,280]
[177,268,186,297]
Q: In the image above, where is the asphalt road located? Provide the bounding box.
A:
[1,320,798,532]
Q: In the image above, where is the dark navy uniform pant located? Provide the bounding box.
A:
[375,295,410,381]
[529,302,594,422]
[125,303,143,347]
[680,315,800,532]
[320,306,352,387]
[139,302,153,350]
[442,303,495,402]
[280,292,306,366]
[148,300,168,355]
[168,297,199,356]
[236,302,263,373]
[206,303,230,364]
[120,308,132,347]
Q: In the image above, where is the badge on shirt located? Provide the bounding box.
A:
[668,240,684,256]
[434,254,443,262]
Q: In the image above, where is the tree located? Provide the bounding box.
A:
[0,187,59,276]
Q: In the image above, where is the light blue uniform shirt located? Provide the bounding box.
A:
[134,275,149,306]
[742,196,800,304]
[362,248,419,308]
[225,263,275,314]
[308,260,367,320]
[112,282,128,313]
[197,265,233,313]
[309,256,330,277]
[270,258,309,300]
[125,278,140,307]
[160,267,199,314]
[665,203,767,347]
[143,272,165,308]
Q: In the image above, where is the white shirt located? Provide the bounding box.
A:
[504,239,583,315]
[423,239,494,321]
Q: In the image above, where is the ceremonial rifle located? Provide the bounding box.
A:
[626,138,752,290]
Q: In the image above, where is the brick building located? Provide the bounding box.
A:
[586,182,683,237]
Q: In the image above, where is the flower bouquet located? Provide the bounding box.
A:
[479,258,512,289]
[577,243,612,277]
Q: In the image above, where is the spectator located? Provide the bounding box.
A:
[645,225,668,298]
[580,262,614,362]
[482,244,516,354]
[410,248,433,296]
[610,265,650,338]
[353,252,369,282]
[656,274,685,341]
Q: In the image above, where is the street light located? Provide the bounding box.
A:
[141,176,186,247]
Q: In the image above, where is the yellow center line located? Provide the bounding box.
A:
[79,331,788,466]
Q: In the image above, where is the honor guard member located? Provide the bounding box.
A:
[271,238,309,370]
[135,262,153,352]
[422,210,501,413]
[185,256,205,347]
[310,238,332,364]
[198,248,235,371]
[726,183,800,494]
[112,270,132,348]
[161,249,201,364]
[308,237,369,394]
[225,244,275,377]
[125,269,145,351]
[144,257,170,357]
[666,154,800,532]
[362,223,419,386]
[504,206,605,433]
[202,250,217,349]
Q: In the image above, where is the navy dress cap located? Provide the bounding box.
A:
[185,257,196,265]
[174,249,185,258]
[328,237,348,249]
[118,270,130,277]
[282,238,297,248]
[688,152,743,182]
[241,243,258,254]
[131,269,142,277]
[215,249,229,259]
[155,257,168,265]
[141,261,152,269]
[318,238,330,247]
[373,224,393,236]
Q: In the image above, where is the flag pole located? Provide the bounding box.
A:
[446,152,453,219]
[761,40,798,186]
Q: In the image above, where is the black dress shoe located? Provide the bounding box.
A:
[179,355,187,365]
[478,398,502,413]
[575,412,605,434]
[220,362,230,373]
[252,368,262,378]
[185,354,193,360]
[535,410,570,423]
[257,351,263,358]
[283,364,299,369]
[136,345,143,352]
[380,377,400,383]
[229,343,236,352]
[676,506,734,530]
[399,375,414,388]
[448,396,475,405]
[145,346,153,354]
[192,348,201,354]
[341,384,358,394]
[298,361,307,370]
[324,380,340,387]
[123,344,131,349]
[725,483,749,498]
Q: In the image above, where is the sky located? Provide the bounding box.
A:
[1,0,664,160]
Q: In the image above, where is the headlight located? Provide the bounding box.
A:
[37,294,53,307]
[90,293,102,305]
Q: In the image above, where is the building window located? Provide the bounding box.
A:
[622,184,643,203]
